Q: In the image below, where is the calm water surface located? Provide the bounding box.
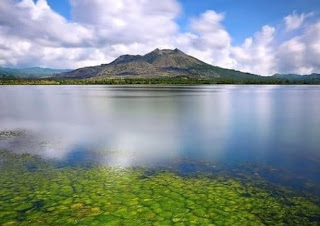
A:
[0,85,320,187]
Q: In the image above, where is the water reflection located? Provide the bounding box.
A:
[0,85,319,184]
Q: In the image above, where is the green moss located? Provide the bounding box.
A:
[0,150,319,225]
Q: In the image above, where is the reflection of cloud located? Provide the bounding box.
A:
[105,131,181,167]
[0,86,186,167]
[1,85,320,175]
[249,86,274,158]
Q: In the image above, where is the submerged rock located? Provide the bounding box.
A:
[0,150,319,225]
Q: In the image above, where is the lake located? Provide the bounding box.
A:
[0,85,320,225]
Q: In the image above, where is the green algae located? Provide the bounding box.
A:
[0,150,319,225]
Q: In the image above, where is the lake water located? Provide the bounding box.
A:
[0,85,320,225]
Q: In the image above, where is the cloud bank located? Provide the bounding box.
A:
[0,0,319,75]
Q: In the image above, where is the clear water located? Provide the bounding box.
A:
[1,85,320,225]
[0,85,320,185]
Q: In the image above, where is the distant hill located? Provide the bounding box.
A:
[273,74,303,80]
[58,48,259,80]
[273,73,320,82]
[0,67,71,78]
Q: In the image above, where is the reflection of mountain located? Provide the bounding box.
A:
[58,48,259,79]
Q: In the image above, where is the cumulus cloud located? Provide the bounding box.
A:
[276,21,320,74]
[187,10,235,68]
[231,25,276,75]
[161,10,236,71]
[172,10,276,75]
[70,0,180,45]
[183,10,320,75]
[0,0,97,68]
[0,0,319,75]
[0,0,181,68]
[190,10,230,50]
[0,0,92,47]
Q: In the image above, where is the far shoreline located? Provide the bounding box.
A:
[1,77,320,85]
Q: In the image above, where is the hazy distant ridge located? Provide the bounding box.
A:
[273,73,320,80]
[0,67,71,78]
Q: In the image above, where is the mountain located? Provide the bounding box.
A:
[273,73,320,81]
[59,48,259,80]
[0,67,71,78]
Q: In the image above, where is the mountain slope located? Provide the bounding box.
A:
[59,48,259,79]
[0,67,71,78]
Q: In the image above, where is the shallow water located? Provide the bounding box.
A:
[0,85,320,225]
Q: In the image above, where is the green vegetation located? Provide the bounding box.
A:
[1,75,320,85]
[0,150,319,225]
[0,78,60,85]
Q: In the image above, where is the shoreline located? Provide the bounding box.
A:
[1,78,320,85]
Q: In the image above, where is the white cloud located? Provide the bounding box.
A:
[276,21,320,74]
[0,0,181,68]
[174,11,276,75]
[231,25,276,75]
[70,0,180,44]
[176,10,235,69]
[0,0,93,47]
[0,1,319,75]
[284,11,312,32]
[182,11,320,75]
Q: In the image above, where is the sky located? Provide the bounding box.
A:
[0,0,319,75]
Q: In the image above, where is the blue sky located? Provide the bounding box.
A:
[181,0,319,44]
[1,0,320,75]
[46,0,320,45]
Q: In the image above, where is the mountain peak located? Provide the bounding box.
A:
[149,48,184,56]
[110,48,187,65]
